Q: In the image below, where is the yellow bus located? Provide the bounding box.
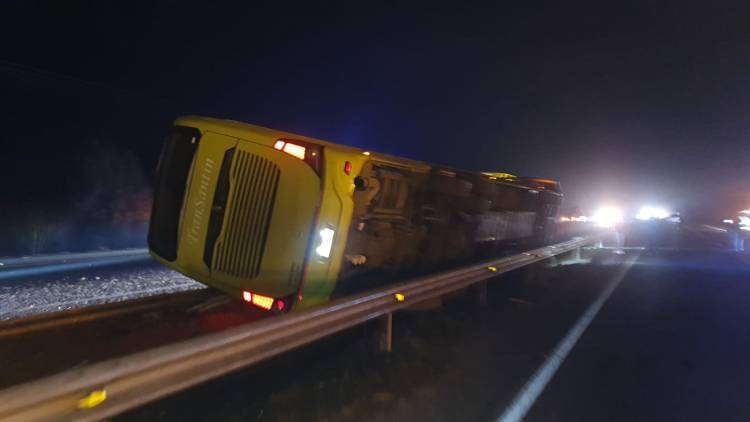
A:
[148,116,562,311]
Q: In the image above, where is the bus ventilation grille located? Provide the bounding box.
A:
[213,150,280,278]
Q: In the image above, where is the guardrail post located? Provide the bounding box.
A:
[572,246,582,261]
[476,281,487,306]
[547,255,560,267]
[379,312,393,352]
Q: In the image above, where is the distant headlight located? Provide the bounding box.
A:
[636,206,670,221]
[591,206,623,228]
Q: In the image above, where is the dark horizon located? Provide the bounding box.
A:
[2,1,749,227]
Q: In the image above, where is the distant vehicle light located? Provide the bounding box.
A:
[666,214,682,224]
[315,227,335,258]
[560,216,571,222]
[242,291,253,302]
[591,206,623,228]
[362,151,371,156]
[636,206,671,221]
[571,216,588,222]
[723,219,734,224]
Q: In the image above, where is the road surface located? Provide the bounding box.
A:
[523,248,750,422]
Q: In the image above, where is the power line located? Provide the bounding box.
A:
[0,59,180,106]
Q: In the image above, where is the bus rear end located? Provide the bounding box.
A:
[148,118,323,311]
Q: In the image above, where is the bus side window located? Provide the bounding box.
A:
[372,170,409,215]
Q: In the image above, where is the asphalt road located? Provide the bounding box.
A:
[523,248,750,422]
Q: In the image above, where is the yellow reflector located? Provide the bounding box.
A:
[395,293,405,302]
[77,389,107,409]
[487,266,497,272]
[252,293,274,310]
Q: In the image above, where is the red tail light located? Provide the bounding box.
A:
[344,161,352,175]
[243,290,287,312]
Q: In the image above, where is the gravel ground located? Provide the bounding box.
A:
[0,259,203,319]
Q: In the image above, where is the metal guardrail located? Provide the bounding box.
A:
[0,249,149,270]
[0,236,596,422]
[0,249,152,283]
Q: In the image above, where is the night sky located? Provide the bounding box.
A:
[2,1,750,220]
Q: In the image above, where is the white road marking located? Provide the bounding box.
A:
[701,224,727,233]
[497,253,639,422]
